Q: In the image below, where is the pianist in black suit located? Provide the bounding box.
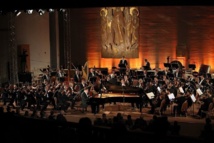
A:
[118,56,128,75]
[80,87,91,113]
[90,78,107,114]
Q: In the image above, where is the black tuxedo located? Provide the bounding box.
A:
[119,59,128,68]
[73,73,81,83]
[145,61,151,70]
[174,71,183,78]
[88,71,97,83]
[119,59,128,74]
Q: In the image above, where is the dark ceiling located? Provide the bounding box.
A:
[1,0,213,11]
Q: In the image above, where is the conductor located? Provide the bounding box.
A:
[118,56,128,75]
[144,59,151,70]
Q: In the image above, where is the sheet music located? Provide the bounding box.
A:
[179,87,184,94]
[157,86,161,93]
[190,94,196,103]
[196,88,203,96]
[168,93,175,101]
[146,92,155,99]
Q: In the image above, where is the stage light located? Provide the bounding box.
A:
[48,9,55,12]
[14,10,22,16]
[26,9,33,14]
[59,8,66,13]
[38,9,45,15]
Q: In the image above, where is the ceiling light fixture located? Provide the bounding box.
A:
[26,9,33,14]
[38,9,45,15]
[14,10,22,16]
[48,9,55,13]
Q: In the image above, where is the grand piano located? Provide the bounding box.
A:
[89,84,143,113]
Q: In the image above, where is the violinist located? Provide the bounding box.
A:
[57,68,66,82]
[173,89,192,117]
[93,77,107,94]
[153,88,169,115]
[197,89,213,118]
[68,81,79,109]
[197,74,208,92]
[79,78,88,92]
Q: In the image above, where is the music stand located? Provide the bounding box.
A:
[190,94,196,103]
[164,63,171,68]
[188,64,196,70]
[168,93,175,101]
[136,70,144,75]
[147,70,155,78]
[144,78,151,83]
[179,87,184,94]
[196,88,203,96]
[157,86,161,93]
[51,71,57,77]
[171,63,179,69]
[167,73,174,80]
[143,66,150,70]
[146,92,155,100]
[137,75,145,79]
[157,71,165,79]
[158,80,165,87]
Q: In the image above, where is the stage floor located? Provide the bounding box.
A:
[1,101,213,138]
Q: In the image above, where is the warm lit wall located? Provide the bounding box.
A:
[68,6,214,73]
[1,6,213,83]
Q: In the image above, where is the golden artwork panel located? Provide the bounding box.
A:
[100,7,139,58]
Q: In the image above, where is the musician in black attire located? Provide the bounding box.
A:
[88,68,97,84]
[134,78,144,112]
[197,89,213,118]
[41,87,56,111]
[173,89,192,116]
[118,56,128,75]
[145,80,158,114]
[198,74,208,92]
[81,87,91,113]
[73,69,82,83]
[21,89,36,110]
[56,90,70,112]
[168,81,177,98]
[144,59,151,70]
[174,68,183,78]
[35,88,43,110]
[90,78,107,114]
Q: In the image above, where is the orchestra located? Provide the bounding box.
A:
[1,62,214,119]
